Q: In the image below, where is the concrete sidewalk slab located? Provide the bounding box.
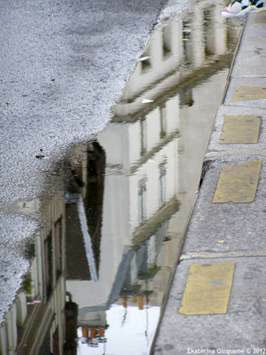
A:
[154,257,266,355]
[231,14,266,78]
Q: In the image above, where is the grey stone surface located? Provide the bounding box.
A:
[231,13,266,78]
[155,257,266,355]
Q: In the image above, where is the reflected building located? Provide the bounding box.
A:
[66,1,239,353]
[0,193,67,355]
[0,1,240,354]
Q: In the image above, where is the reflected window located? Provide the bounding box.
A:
[203,7,215,57]
[44,232,53,300]
[162,25,172,58]
[182,20,192,65]
[180,88,194,107]
[140,118,147,156]
[140,49,151,73]
[16,294,27,346]
[159,104,167,138]
[159,162,167,206]
[54,217,63,279]
[0,325,8,355]
[138,179,147,224]
[52,328,60,355]
[16,293,27,331]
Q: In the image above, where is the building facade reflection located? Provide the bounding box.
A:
[67,1,239,353]
[0,193,66,355]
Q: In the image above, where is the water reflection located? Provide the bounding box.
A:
[0,2,241,355]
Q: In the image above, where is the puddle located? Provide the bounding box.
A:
[0,2,242,355]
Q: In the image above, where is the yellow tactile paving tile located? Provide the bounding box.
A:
[232,86,266,102]
[179,263,235,315]
[213,160,262,203]
[220,115,261,144]
[254,11,266,24]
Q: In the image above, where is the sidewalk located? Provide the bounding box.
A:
[154,11,266,355]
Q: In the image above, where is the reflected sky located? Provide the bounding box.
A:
[78,306,160,355]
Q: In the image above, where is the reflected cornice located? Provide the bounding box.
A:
[112,53,232,124]
[130,129,180,175]
[132,196,179,247]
